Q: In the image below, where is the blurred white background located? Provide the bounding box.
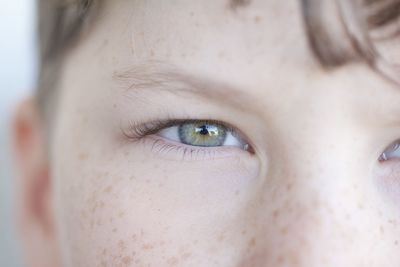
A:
[0,0,37,266]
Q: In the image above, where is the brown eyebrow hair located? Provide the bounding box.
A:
[114,61,260,114]
[228,0,252,10]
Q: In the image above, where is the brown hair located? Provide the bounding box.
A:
[36,0,400,121]
[36,0,99,122]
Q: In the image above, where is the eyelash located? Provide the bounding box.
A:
[122,119,252,161]
[123,119,184,140]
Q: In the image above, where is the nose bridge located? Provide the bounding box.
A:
[246,87,369,266]
[243,160,363,267]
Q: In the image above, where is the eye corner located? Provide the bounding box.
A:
[378,139,400,163]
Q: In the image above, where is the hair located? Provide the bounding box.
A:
[36,0,400,122]
[36,0,99,123]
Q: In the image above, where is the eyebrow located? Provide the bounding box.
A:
[228,0,252,11]
[113,61,260,114]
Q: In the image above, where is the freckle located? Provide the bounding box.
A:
[190,11,194,17]
[150,50,155,57]
[118,211,125,218]
[78,153,89,160]
[241,229,247,235]
[380,226,385,235]
[130,175,136,180]
[112,228,118,233]
[102,248,107,255]
[131,234,137,241]
[104,186,113,193]
[248,237,256,247]
[121,256,132,265]
[235,190,240,196]
[146,179,151,184]
[142,243,154,250]
[345,213,351,220]
[193,240,199,244]
[286,183,292,191]
[272,209,280,218]
[357,203,364,210]
[276,254,285,263]
[167,257,179,265]
[113,103,117,109]
[254,16,261,23]
[280,226,288,235]
[395,240,398,245]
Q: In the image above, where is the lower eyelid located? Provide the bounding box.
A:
[141,135,251,162]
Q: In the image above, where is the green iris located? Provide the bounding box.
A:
[178,121,227,147]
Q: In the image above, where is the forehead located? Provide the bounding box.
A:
[94,0,313,87]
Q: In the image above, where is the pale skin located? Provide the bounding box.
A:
[12,0,400,266]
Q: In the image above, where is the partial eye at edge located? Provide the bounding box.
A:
[379,140,400,161]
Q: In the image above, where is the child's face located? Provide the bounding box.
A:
[17,0,400,266]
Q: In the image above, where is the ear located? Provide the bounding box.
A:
[12,98,61,267]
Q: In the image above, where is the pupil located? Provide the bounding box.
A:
[197,125,210,135]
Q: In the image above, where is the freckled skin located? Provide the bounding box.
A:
[35,0,400,266]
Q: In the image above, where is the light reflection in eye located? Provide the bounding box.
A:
[379,141,400,161]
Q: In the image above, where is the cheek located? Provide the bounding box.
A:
[53,141,260,266]
[375,163,400,208]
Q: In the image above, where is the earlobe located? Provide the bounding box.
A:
[12,98,61,267]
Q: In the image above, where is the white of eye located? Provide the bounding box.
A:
[380,142,400,161]
[157,125,248,149]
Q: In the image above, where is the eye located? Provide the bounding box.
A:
[157,120,250,150]
[379,140,400,161]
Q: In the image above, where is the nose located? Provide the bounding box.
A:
[237,129,380,267]
[240,152,379,267]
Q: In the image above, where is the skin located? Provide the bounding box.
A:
[12,0,400,266]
